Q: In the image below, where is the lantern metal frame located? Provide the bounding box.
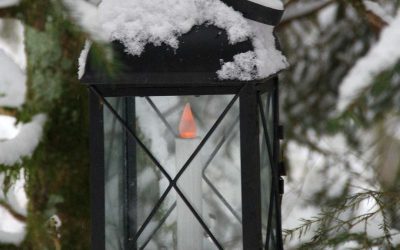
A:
[82,2,286,244]
[87,75,283,250]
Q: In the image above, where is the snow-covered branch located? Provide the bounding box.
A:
[337,10,400,112]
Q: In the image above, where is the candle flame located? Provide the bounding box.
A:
[179,103,197,139]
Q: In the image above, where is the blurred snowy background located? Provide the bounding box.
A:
[0,0,399,249]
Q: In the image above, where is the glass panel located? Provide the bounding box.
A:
[179,97,242,249]
[135,139,170,238]
[259,92,274,249]
[138,192,177,249]
[201,122,243,248]
[103,94,244,249]
[104,98,125,250]
[267,193,278,249]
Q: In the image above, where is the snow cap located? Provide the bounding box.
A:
[81,0,287,83]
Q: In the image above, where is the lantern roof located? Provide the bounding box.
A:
[80,0,287,85]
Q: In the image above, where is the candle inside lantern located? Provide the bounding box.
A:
[175,103,203,250]
[179,103,197,139]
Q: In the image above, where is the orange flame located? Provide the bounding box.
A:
[178,103,197,139]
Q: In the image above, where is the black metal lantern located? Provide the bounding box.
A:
[81,2,285,250]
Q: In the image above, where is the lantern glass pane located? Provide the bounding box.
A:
[104,98,126,250]
[178,96,242,249]
[103,94,244,249]
[259,91,274,248]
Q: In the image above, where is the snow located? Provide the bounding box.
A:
[99,0,251,56]
[0,172,27,245]
[0,115,20,140]
[0,49,26,108]
[0,17,28,246]
[337,10,400,112]
[0,0,19,8]
[0,209,25,245]
[49,214,62,229]
[248,21,288,78]
[218,22,288,80]
[317,4,338,29]
[0,19,26,70]
[63,0,105,41]
[217,51,257,81]
[78,40,92,79]
[0,114,46,166]
[0,115,43,244]
[0,171,28,217]
[92,0,287,81]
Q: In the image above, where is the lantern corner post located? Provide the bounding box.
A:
[124,97,138,250]
[240,83,263,249]
[273,77,284,250]
[89,87,106,250]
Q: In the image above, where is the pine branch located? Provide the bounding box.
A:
[283,190,400,247]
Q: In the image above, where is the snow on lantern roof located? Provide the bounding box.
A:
[80,0,288,84]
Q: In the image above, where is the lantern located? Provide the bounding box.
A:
[81,1,286,249]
